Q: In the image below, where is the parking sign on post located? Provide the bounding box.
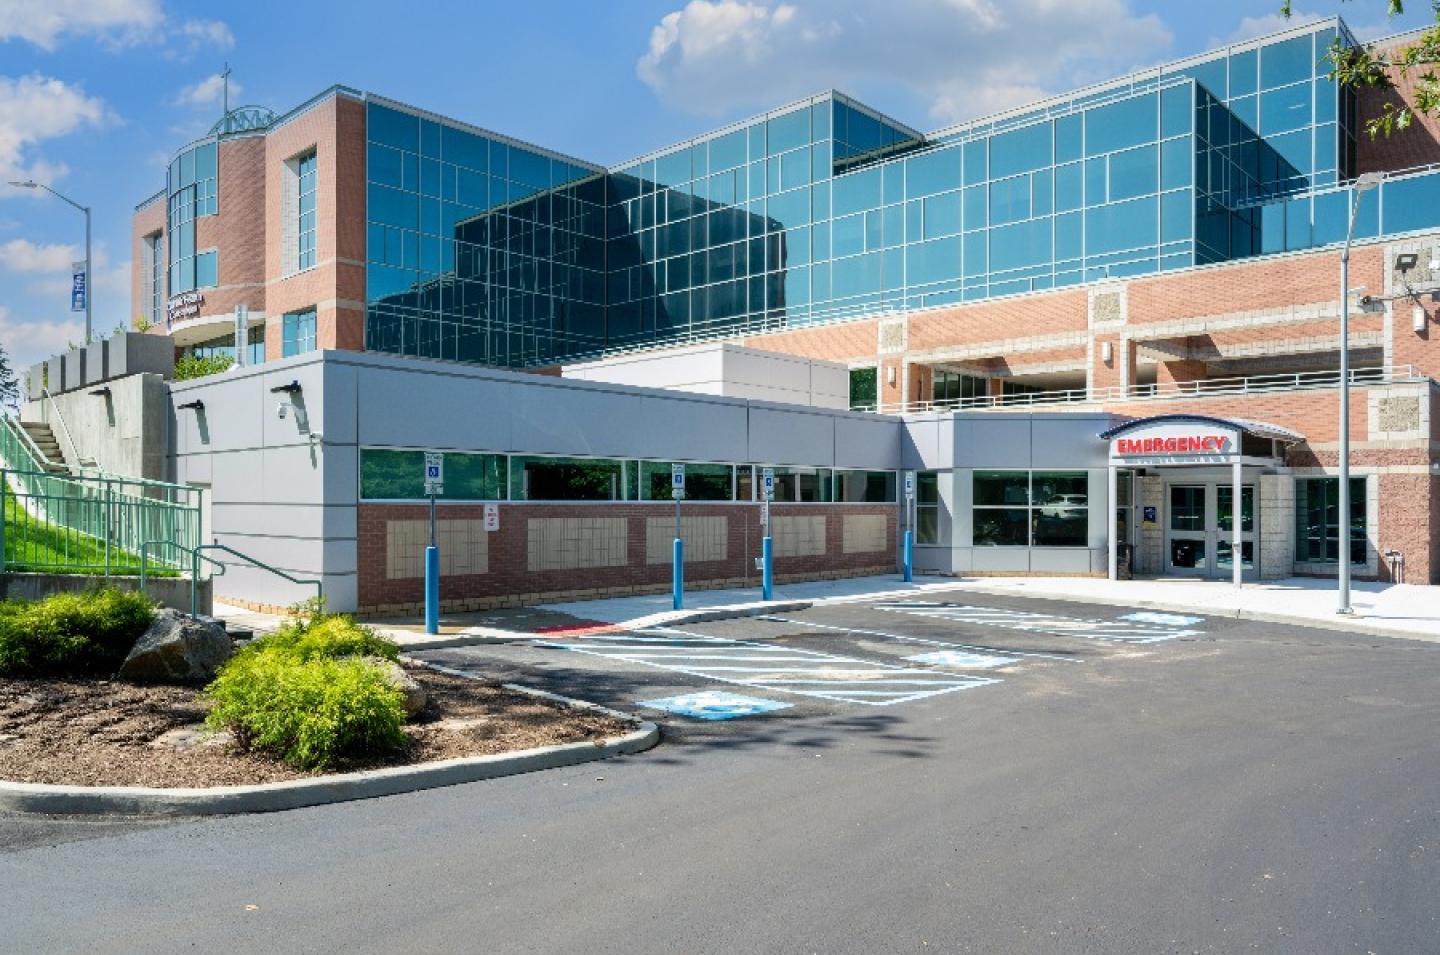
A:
[422,452,444,636]
[762,467,775,500]
[671,463,686,500]
[904,471,915,501]
[424,452,444,497]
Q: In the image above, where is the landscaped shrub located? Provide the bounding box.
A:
[0,587,156,677]
[203,604,407,769]
[205,652,407,770]
[172,353,233,381]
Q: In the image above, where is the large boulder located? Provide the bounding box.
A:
[118,609,234,683]
[367,658,428,719]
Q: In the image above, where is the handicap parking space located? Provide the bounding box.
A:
[415,590,1216,738]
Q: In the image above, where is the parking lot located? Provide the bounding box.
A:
[417,590,1226,739]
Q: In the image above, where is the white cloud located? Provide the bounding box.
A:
[636,0,1172,124]
[0,2,233,57]
[0,0,162,50]
[0,305,84,369]
[0,74,108,189]
[0,238,81,273]
[1213,10,1323,46]
[173,73,242,108]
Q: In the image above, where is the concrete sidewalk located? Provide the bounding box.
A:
[217,572,1438,650]
[538,573,1439,643]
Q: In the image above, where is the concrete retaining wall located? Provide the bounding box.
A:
[0,573,211,615]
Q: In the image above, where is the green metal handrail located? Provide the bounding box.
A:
[0,416,60,473]
[139,538,227,593]
[190,543,322,618]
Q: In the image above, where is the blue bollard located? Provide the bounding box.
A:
[903,529,914,582]
[762,535,774,601]
[425,545,440,635]
[673,537,684,610]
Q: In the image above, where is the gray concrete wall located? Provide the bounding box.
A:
[0,572,210,616]
[167,350,906,612]
[23,373,170,481]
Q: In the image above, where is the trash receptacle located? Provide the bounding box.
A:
[1116,543,1133,580]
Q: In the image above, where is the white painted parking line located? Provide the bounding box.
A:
[1119,611,1205,627]
[636,691,791,721]
[757,615,1081,663]
[905,650,1016,669]
[535,627,997,707]
[871,602,1202,644]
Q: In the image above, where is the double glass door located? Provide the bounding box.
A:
[1167,482,1255,578]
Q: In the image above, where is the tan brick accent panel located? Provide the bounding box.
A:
[356,503,896,612]
[744,317,880,362]
[386,519,488,578]
[907,289,1087,350]
[130,199,166,325]
[527,517,628,571]
[772,515,826,557]
[842,513,888,553]
[646,515,728,564]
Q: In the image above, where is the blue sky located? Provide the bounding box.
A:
[1,0,1434,369]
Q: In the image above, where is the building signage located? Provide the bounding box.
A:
[1107,422,1238,464]
[483,503,499,532]
[70,261,87,313]
[167,292,205,325]
[1113,434,1229,455]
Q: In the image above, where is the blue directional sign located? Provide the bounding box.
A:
[70,262,87,313]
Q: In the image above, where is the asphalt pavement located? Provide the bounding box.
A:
[3,591,1437,953]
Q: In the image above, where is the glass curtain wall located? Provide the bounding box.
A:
[167,140,218,300]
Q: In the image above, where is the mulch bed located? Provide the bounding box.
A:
[0,666,630,789]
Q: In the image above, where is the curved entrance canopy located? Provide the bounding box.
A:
[1099,414,1303,465]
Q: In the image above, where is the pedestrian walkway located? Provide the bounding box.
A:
[542,574,1438,642]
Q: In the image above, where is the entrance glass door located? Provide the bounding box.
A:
[1168,485,1208,574]
[1216,485,1255,574]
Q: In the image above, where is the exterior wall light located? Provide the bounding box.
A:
[269,380,302,394]
[88,387,111,397]
[178,399,205,411]
[1415,304,1429,333]
[1101,341,1114,363]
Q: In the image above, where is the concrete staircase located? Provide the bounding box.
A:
[18,421,69,473]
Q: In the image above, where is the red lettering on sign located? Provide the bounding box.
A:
[1112,433,1230,455]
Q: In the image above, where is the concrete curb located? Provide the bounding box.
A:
[0,683,659,816]
[621,599,812,631]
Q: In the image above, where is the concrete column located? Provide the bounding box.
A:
[1107,465,1118,581]
[1232,459,1243,589]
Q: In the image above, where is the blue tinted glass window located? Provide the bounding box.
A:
[1230,49,1258,96]
[1032,170,1052,216]
[923,192,961,238]
[748,123,766,161]
[1160,189,1192,243]
[282,308,318,357]
[1055,162,1083,212]
[369,184,417,228]
[962,185,986,230]
[195,143,216,181]
[832,251,880,299]
[1169,58,1226,99]
[1085,157,1107,205]
[963,139,987,185]
[1314,78,1338,123]
[1108,145,1157,201]
[1381,172,1440,235]
[1055,211,1082,260]
[369,105,418,152]
[1085,93,1156,156]
[441,126,487,171]
[656,149,690,187]
[768,187,809,230]
[989,175,1030,226]
[369,143,402,188]
[1229,94,1258,131]
[962,231,986,277]
[865,210,881,251]
[1285,195,1313,250]
[1055,114,1083,163]
[195,250,217,288]
[833,167,881,216]
[1160,138,1192,191]
[881,203,904,248]
[990,217,1051,272]
[1086,195,1157,254]
[883,163,904,204]
[767,108,810,154]
[511,148,550,189]
[812,100,832,138]
[1261,34,1314,89]
[906,146,961,198]
[1268,128,1312,176]
[781,148,810,190]
[990,122,1052,179]
[1261,82,1312,134]
[1160,85,1192,138]
[832,213,865,257]
[710,130,746,171]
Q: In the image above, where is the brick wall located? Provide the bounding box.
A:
[129,199,165,325]
[1356,35,1440,175]
[356,502,897,613]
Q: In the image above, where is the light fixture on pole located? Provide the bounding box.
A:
[1337,170,1384,615]
[8,179,93,344]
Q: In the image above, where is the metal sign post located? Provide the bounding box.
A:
[233,304,248,367]
[903,471,915,583]
[671,463,685,610]
[423,452,443,635]
[760,467,775,601]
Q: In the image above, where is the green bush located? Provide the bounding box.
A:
[246,612,399,664]
[203,606,406,769]
[0,587,156,677]
[173,352,234,381]
[205,653,406,770]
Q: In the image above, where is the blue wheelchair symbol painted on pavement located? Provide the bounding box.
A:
[636,690,792,721]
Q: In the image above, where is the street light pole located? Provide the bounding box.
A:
[1337,171,1384,615]
[7,180,93,344]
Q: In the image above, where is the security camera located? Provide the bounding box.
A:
[276,402,288,419]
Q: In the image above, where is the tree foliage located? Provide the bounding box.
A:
[0,342,17,410]
[1283,1,1440,138]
